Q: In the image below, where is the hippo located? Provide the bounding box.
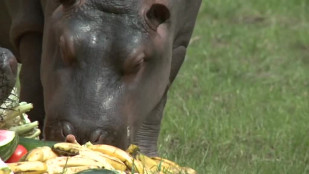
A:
[0,48,17,105]
[0,0,202,156]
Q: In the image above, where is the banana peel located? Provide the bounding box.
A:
[7,161,47,173]
[26,146,58,162]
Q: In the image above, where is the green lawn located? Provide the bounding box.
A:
[158,0,309,173]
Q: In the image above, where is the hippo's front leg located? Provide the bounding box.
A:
[134,94,168,156]
[4,0,45,131]
[18,33,45,131]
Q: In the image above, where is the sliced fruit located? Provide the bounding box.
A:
[0,130,18,161]
[5,144,28,163]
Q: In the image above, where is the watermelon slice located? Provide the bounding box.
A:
[0,130,18,161]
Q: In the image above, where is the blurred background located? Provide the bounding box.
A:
[158,0,309,173]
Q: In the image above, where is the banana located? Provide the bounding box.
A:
[24,148,43,162]
[136,153,158,172]
[130,158,145,174]
[7,161,47,173]
[46,156,107,167]
[126,144,159,173]
[14,172,44,174]
[76,150,115,170]
[151,157,182,173]
[46,156,108,174]
[99,154,127,171]
[88,144,144,174]
[126,144,140,156]
[88,144,132,164]
[52,142,83,156]
[152,158,197,174]
[61,165,101,174]
[8,142,194,174]
[79,149,126,171]
[181,167,197,174]
[26,146,58,162]
[0,167,11,174]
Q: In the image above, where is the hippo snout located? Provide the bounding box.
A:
[44,119,127,147]
[90,129,110,144]
[60,121,74,138]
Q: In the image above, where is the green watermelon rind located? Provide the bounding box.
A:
[0,130,19,161]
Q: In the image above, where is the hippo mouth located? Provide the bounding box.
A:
[43,117,130,149]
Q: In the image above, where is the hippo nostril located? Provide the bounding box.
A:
[91,129,108,144]
[61,121,74,138]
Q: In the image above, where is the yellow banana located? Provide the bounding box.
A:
[181,167,197,174]
[151,157,182,173]
[126,144,140,156]
[61,165,101,174]
[126,144,160,173]
[0,167,11,174]
[46,156,107,167]
[136,153,158,172]
[46,156,108,174]
[88,144,132,163]
[152,157,180,167]
[24,147,43,162]
[77,150,115,170]
[7,161,47,173]
[79,149,126,171]
[46,164,101,174]
[13,172,44,174]
[99,154,127,171]
[26,146,58,162]
[130,158,145,174]
[152,158,197,174]
[88,144,144,174]
[52,142,83,156]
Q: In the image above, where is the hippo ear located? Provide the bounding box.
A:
[58,0,78,8]
[146,4,170,30]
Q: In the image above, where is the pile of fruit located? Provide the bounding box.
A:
[0,130,196,174]
[0,92,196,174]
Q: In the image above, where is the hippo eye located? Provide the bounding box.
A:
[145,4,170,30]
[122,55,145,75]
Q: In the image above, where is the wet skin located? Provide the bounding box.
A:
[0,0,202,156]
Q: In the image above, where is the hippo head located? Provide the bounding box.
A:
[0,48,17,104]
[41,0,173,153]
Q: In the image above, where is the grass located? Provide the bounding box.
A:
[158,0,309,173]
